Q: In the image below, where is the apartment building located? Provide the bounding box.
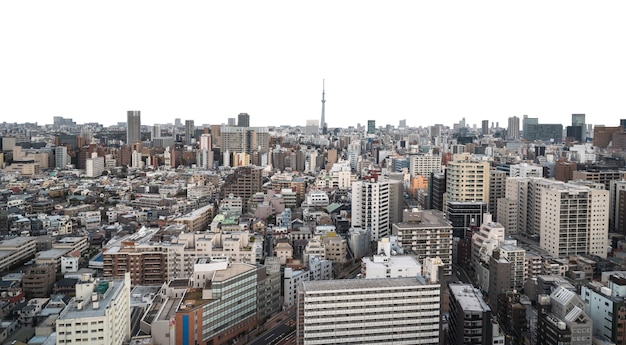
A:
[351,176,390,241]
[393,208,453,275]
[56,274,131,345]
[448,283,495,345]
[297,276,441,345]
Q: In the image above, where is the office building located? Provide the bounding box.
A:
[126,110,141,145]
[572,170,626,191]
[184,119,195,145]
[237,112,250,127]
[393,208,453,275]
[351,176,390,241]
[297,276,441,345]
[429,171,446,211]
[56,274,131,345]
[367,120,375,134]
[54,146,69,169]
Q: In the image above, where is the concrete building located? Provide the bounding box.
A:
[85,153,105,177]
[297,276,441,345]
[445,153,490,204]
[537,285,592,345]
[448,283,494,345]
[351,176,390,241]
[610,180,626,233]
[540,181,609,258]
[409,153,442,178]
[393,208,453,275]
[0,237,36,273]
[507,116,520,140]
[489,170,506,222]
[361,237,422,279]
[284,268,309,307]
[582,273,626,345]
[56,273,131,345]
[126,110,141,145]
[509,163,543,178]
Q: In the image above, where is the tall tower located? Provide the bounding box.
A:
[185,120,195,145]
[237,113,250,127]
[320,80,327,135]
[126,111,141,145]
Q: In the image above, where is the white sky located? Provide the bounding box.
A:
[1,1,626,129]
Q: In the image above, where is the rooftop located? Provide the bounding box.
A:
[449,283,491,313]
[302,276,437,293]
[59,278,127,320]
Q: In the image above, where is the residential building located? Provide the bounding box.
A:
[56,273,131,345]
[297,276,441,345]
[351,176,390,241]
[393,208,453,275]
[126,110,141,145]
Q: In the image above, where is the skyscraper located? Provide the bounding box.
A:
[481,120,489,135]
[185,120,195,145]
[237,113,250,127]
[367,120,375,134]
[320,80,327,135]
[126,110,141,145]
[507,116,520,140]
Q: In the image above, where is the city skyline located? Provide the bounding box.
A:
[2,1,626,129]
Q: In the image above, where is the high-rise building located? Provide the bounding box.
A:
[507,116,520,140]
[200,133,213,169]
[237,112,250,127]
[220,166,263,213]
[399,119,406,128]
[429,171,446,212]
[126,110,141,145]
[55,146,69,169]
[540,181,609,258]
[56,274,131,345]
[184,120,195,145]
[297,276,441,345]
[489,170,506,222]
[610,180,626,233]
[481,120,489,135]
[445,153,490,203]
[351,176,390,241]
[367,120,376,134]
[393,208,453,275]
[571,113,586,142]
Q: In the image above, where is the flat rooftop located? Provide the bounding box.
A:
[59,279,127,320]
[302,276,437,293]
[212,263,255,282]
[449,283,491,313]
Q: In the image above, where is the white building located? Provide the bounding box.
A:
[304,190,329,207]
[55,273,131,345]
[85,153,105,177]
[351,177,390,241]
[308,255,332,281]
[297,276,441,345]
[540,181,609,258]
[361,237,421,279]
[409,153,442,178]
[510,163,543,177]
[284,268,309,307]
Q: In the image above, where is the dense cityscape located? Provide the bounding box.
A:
[0,103,624,345]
